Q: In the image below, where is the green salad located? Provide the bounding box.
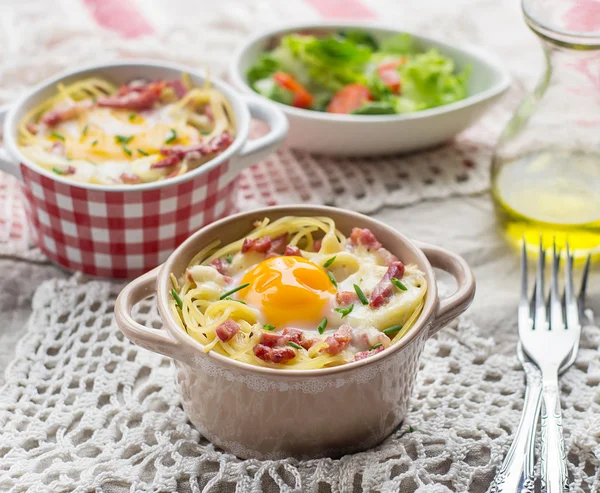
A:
[247,30,470,115]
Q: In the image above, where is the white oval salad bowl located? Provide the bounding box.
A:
[229,23,511,156]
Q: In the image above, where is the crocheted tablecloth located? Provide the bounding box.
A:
[1,276,599,493]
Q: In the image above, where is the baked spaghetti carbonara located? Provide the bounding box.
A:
[170,216,427,369]
[18,75,235,185]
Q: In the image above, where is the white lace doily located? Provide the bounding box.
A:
[1,276,599,492]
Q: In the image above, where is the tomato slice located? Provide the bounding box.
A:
[326,84,371,114]
[273,72,314,109]
[377,58,406,94]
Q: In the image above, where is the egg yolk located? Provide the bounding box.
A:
[238,256,336,328]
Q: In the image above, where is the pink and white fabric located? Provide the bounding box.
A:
[20,162,235,278]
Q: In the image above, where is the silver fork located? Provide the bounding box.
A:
[520,241,582,493]
[490,244,590,493]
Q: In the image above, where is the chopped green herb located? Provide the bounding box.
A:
[81,124,88,136]
[137,148,149,156]
[323,256,337,268]
[327,271,337,288]
[317,317,328,335]
[409,425,416,433]
[200,130,211,135]
[334,304,354,318]
[165,128,177,144]
[128,113,136,121]
[171,288,183,309]
[52,167,65,175]
[383,324,403,336]
[287,341,303,350]
[225,297,246,305]
[354,284,369,305]
[115,135,133,145]
[226,254,233,263]
[50,132,65,141]
[263,324,276,331]
[122,144,132,157]
[391,277,408,291]
[220,283,250,300]
[91,139,98,147]
[370,343,383,350]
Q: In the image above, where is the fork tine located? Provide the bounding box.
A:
[549,238,564,331]
[519,238,530,328]
[564,242,579,331]
[578,254,591,315]
[534,237,547,331]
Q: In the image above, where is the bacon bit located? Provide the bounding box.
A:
[281,328,316,350]
[323,325,352,355]
[216,319,240,342]
[269,233,289,254]
[259,327,316,350]
[160,131,233,160]
[41,102,90,126]
[259,332,281,347]
[253,344,296,364]
[354,345,385,361]
[97,81,164,111]
[186,268,194,282]
[241,236,272,254]
[26,122,39,135]
[284,245,302,257]
[223,275,233,284]
[369,261,406,308]
[63,166,76,176]
[349,227,398,265]
[209,258,227,275]
[151,155,181,169]
[120,173,141,184]
[166,80,188,99]
[313,239,322,252]
[350,228,382,250]
[336,291,358,306]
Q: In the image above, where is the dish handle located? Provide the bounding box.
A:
[0,104,22,180]
[115,266,184,361]
[231,96,288,173]
[416,241,476,338]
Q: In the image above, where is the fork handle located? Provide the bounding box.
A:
[540,377,569,493]
[489,367,541,493]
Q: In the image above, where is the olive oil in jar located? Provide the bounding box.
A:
[492,0,600,257]
[492,149,600,257]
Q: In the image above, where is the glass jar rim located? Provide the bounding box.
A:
[523,0,600,47]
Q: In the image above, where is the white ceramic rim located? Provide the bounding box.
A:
[229,21,512,123]
[156,205,440,378]
[2,59,251,192]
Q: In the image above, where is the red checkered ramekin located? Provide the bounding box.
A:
[0,61,288,278]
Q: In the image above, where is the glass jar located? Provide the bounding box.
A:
[491,0,600,257]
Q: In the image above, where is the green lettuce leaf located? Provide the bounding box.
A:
[247,55,280,87]
[380,33,414,54]
[396,49,469,110]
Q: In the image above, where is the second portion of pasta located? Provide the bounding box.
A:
[18,74,235,185]
[171,216,427,369]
